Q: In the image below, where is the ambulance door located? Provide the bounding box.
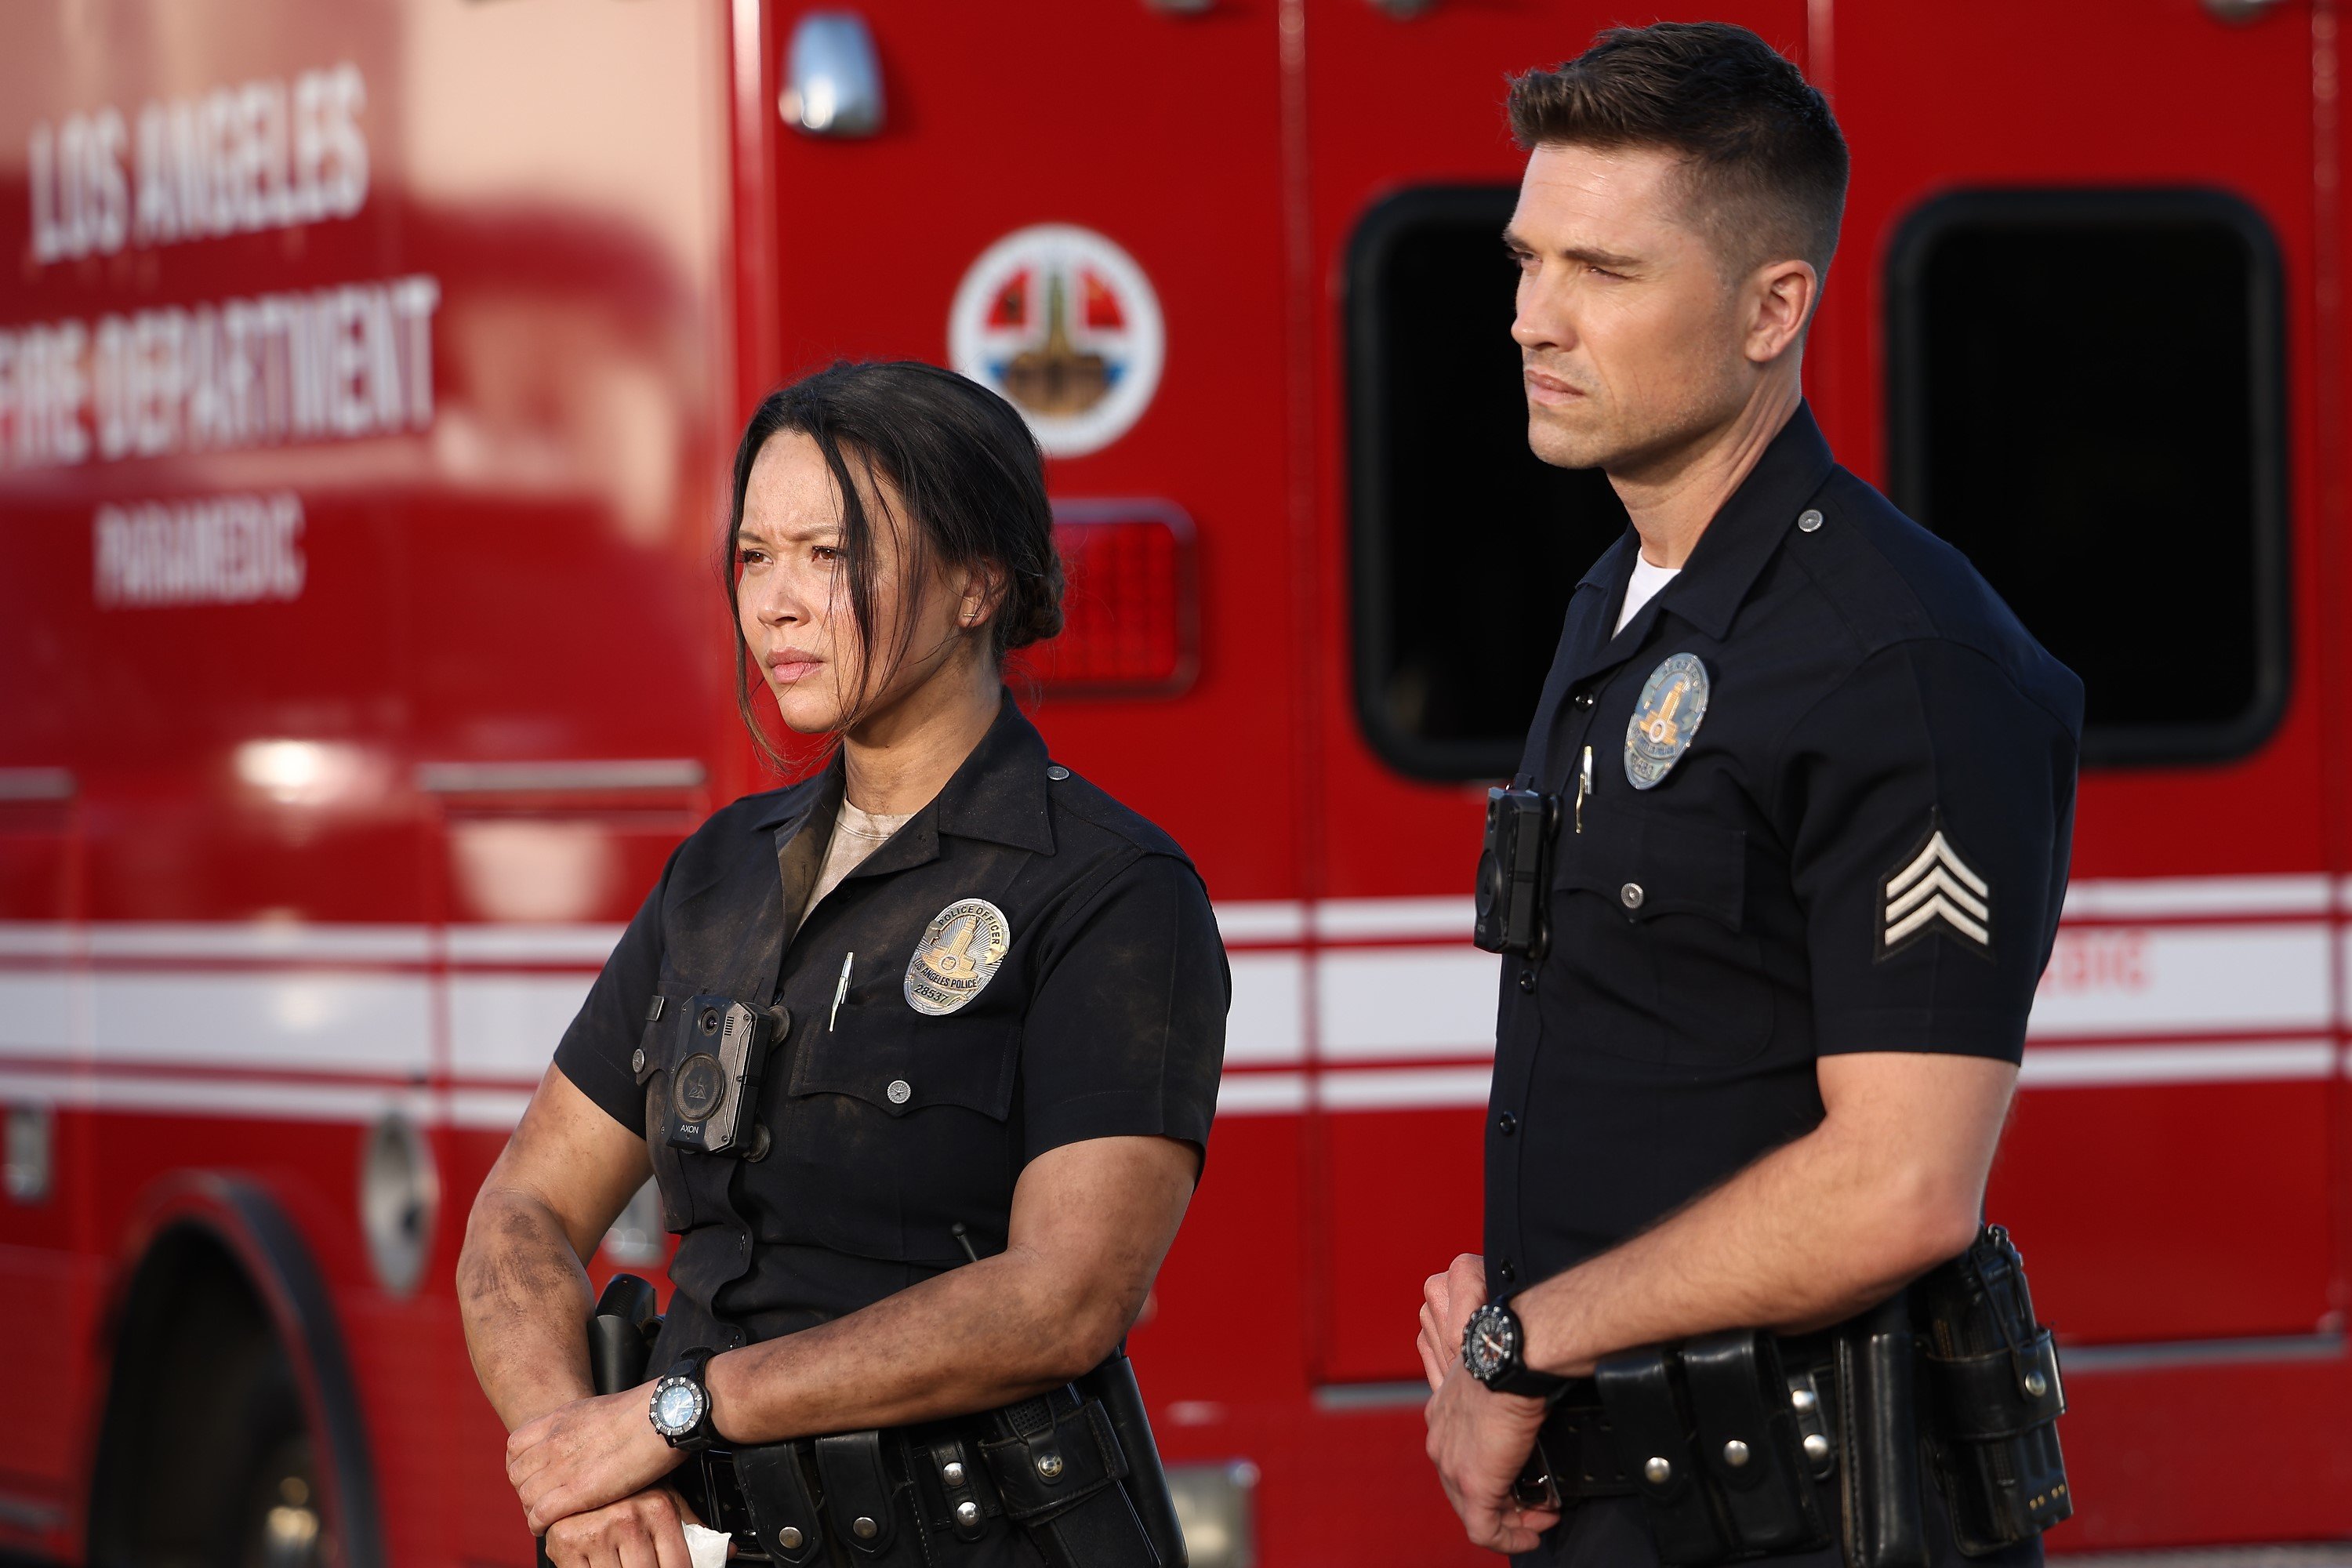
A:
[751,0,1305,1535]
[1830,0,2335,1545]
[1305,2,1810,1396]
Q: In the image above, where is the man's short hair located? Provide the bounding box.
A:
[1507,22,1849,277]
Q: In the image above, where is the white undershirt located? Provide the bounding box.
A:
[1615,553,1682,635]
[810,799,915,910]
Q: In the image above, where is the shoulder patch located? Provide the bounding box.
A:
[1878,815,1993,960]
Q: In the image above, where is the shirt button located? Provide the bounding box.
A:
[1572,691,1596,711]
[1518,968,1536,994]
[1497,1112,1518,1136]
[1046,764,1071,781]
[887,1079,912,1105]
[1621,882,1645,910]
[1498,1258,1517,1284]
[1798,508,1824,532]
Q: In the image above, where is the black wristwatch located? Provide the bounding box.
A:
[1462,1300,1570,1400]
[647,1347,722,1450]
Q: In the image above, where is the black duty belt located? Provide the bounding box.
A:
[1518,1225,2073,1568]
[547,1274,1182,1568]
[682,1377,1174,1568]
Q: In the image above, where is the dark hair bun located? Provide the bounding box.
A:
[999,554,1066,652]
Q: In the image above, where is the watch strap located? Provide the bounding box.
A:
[1471,1301,1571,1400]
[1488,1356,1573,1400]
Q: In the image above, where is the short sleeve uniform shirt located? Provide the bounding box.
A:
[556,695,1229,1358]
[1486,405,2084,1296]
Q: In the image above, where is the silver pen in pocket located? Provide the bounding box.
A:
[830,950,854,1031]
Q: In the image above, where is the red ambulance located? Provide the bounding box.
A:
[1,1,2344,1563]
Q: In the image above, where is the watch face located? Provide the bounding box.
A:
[651,1377,706,1436]
[1464,1305,1519,1382]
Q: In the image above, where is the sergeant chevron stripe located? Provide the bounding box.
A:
[1878,822,1992,958]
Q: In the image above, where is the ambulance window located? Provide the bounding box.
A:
[1348,187,1632,781]
[1886,190,2288,765]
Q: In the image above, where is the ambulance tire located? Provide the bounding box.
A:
[87,1191,379,1568]
[228,1369,324,1568]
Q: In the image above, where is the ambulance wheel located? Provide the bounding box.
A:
[86,1223,337,1568]
[233,1401,324,1568]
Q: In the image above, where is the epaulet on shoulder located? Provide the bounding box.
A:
[1797,469,2039,661]
[1044,764,1190,862]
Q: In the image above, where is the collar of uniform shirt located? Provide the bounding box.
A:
[747,689,1057,857]
[1577,400,1838,644]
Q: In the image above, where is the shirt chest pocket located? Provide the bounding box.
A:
[787,981,1022,1122]
[1552,809,1771,1066]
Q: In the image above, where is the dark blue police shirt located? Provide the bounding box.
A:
[1485,405,2083,1297]
[555,694,1229,1359]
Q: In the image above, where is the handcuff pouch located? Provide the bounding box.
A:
[979,1392,1129,1519]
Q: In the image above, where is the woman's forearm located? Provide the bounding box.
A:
[459,1188,601,1430]
[703,1243,1134,1443]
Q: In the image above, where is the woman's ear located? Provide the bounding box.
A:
[957,564,1008,630]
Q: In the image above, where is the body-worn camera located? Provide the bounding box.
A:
[1475,786,1558,957]
[667,994,787,1159]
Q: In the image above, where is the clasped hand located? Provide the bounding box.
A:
[1418,1251,1559,1556]
[508,1383,710,1566]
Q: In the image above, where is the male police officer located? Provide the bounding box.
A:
[1415,24,2081,1568]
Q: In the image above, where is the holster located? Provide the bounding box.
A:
[1076,1352,1189,1568]
[1912,1225,2073,1553]
[538,1276,664,1568]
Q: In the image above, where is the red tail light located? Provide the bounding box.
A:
[1029,501,1199,697]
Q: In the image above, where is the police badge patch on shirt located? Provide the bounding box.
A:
[1624,652,1711,789]
[906,898,1011,1015]
[1878,815,1993,960]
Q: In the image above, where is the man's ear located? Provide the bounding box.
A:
[1745,258,1820,365]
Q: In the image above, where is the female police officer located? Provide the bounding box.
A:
[456,361,1228,1568]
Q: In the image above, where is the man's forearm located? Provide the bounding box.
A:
[706,1243,1131,1443]
[459,1189,599,1430]
[1518,1112,1982,1377]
